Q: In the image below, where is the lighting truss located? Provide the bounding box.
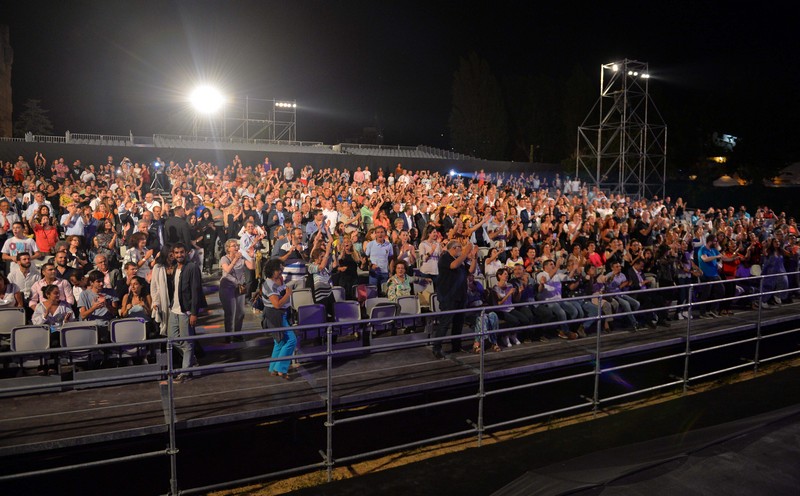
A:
[576,59,667,199]
[195,97,297,142]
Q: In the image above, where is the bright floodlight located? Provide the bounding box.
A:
[612,64,619,72]
[190,86,225,114]
[642,73,651,79]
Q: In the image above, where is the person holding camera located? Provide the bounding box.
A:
[219,239,247,342]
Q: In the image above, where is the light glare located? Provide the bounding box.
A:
[190,86,225,114]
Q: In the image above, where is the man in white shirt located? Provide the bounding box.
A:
[22,192,52,223]
[0,199,21,243]
[144,192,161,212]
[8,252,41,314]
[321,199,338,230]
[2,222,41,273]
[283,162,295,181]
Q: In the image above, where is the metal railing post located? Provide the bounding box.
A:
[477,309,486,447]
[754,275,765,374]
[592,296,603,417]
[682,283,694,394]
[325,325,334,482]
[166,339,179,496]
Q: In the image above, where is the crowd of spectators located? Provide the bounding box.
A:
[2,152,799,365]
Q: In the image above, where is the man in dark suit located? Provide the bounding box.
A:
[441,205,456,236]
[163,206,193,249]
[265,200,287,241]
[414,203,429,236]
[147,205,166,252]
[400,205,415,232]
[388,202,403,227]
[519,198,532,232]
[626,257,669,327]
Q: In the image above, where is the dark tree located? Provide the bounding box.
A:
[449,53,508,160]
[13,99,53,137]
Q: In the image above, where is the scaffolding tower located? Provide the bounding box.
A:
[194,97,297,142]
[576,59,667,199]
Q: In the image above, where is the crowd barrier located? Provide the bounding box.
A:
[1,271,799,495]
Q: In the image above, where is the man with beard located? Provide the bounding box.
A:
[166,243,205,382]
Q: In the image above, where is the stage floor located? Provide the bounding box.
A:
[1,295,798,457]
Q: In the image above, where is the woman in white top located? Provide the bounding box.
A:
[0,274,23,308]
[483,247,503,278]
[149,250,174,337]
[418,226,442,283]
[32,284,75,326]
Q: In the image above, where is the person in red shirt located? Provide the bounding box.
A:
[32,214,59,254]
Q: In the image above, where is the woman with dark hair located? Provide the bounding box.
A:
[197,208,217,274]
[149,249,174,336]
[187,212,204,270]
[760,237,789,308]
[93,219,119,269]
[32,213,59,255]
[418,226,442,283]
[308,233,335,316]
[373,209,391,231]
[491,267,529,347]
[261,259,295,380]
[66,235,89,270]
[120,276,152,321]
[386,260,430,302]
[33,284,76,373]
[0,274,24,308]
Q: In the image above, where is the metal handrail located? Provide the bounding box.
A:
[1,268,798,494]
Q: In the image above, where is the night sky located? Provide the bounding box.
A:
[6,1,800,160]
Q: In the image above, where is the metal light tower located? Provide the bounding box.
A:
[576,59,667,199]
[221,98,297,142]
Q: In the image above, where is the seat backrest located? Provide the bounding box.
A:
[331,286,346,302]
[365,297,391,316]
[369,303,398,320]
[487,274,498,289]
[334,301,360,322]
[110,318,148,343]
[291,288,315,309]
[0,307,26,334]
[61,325,99,348]
[431,293,440,313]
[297,304,327,325]
[396,295,420,315]
[10,326,51,352]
